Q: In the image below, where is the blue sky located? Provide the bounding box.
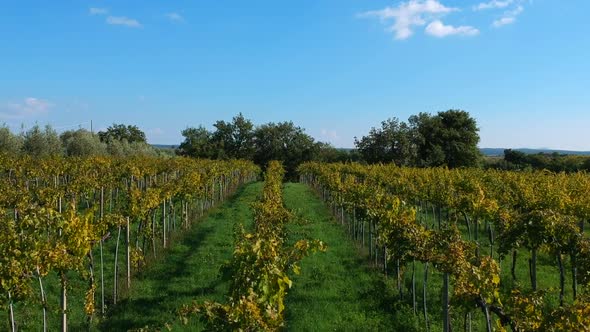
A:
[1,0,589,149]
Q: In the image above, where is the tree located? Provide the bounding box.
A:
[61,129,107,157]
[409,112,445,167]
[22,124,63,158]
[504,149,527,166]
[210,113,255,159]
[106,140,158,157]
[177,115,331,178]
[97,123,159,157]
[437,110,481,167]
[0,125,23,155]
[228,113,256,160]
[177,114,348,177]
[179,114,255,160]
[410,110,481,168]
[177,126,213,158]
[354,118,417,165]
[253,122,318,179]
[98,124,147,144]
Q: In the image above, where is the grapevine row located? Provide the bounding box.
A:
[298,162,590,331]
[181,161,325,330]
[0,154,259,331]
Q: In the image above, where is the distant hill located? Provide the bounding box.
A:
[480,148,590,157]
[152,144,178,150]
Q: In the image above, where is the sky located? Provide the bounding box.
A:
[1,0,589,150]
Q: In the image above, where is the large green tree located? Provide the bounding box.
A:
[211,113,255,159]
[408,112,444,167]
[354,118,416,166]
[178,114,255,160]
[177,126,213,158]
[253,121,318,179]
[97,123,159,157]
[356,110,481,168]
[410,110,481,168]
[98,124,147,143]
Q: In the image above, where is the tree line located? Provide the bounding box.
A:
[176,114,354,179]
[490,149,590,173]
[354,109,481,168]
[7,110,587,176]
[0,124,169,158]
[176,110,482,178]
[1,109,485,176]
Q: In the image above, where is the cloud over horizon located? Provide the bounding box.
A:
[493,5,524,27]
[106,16,142,28]
[0,97,53,120]
[425,20,479,37]
[473,0,514,11]
[360,0,459,40]
[360,0,530,40]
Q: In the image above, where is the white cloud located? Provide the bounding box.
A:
[473,0,514,11]
[15,98,52,115]
[425,20,479,37]
[492,16,515,27]
[106,16,142,28]
[510,5,525,16]
[493,5,524,27]
[165,12,184,23]
[359,0,458,40]
[0,98,53,120]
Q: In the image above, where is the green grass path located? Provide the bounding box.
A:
[283,183,403,331]
[97,182,263,331]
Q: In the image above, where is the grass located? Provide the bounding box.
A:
[282,183,419,331]
[4,180,581,331]
[2,182,263,332]
[98,182,262,331]
[284,182,582,331]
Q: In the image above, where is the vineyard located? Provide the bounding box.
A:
[0,155,259,331]
[298,162,590,331]
[3,0,587,329]
[2,156,590,331]
[180,160,325,330]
